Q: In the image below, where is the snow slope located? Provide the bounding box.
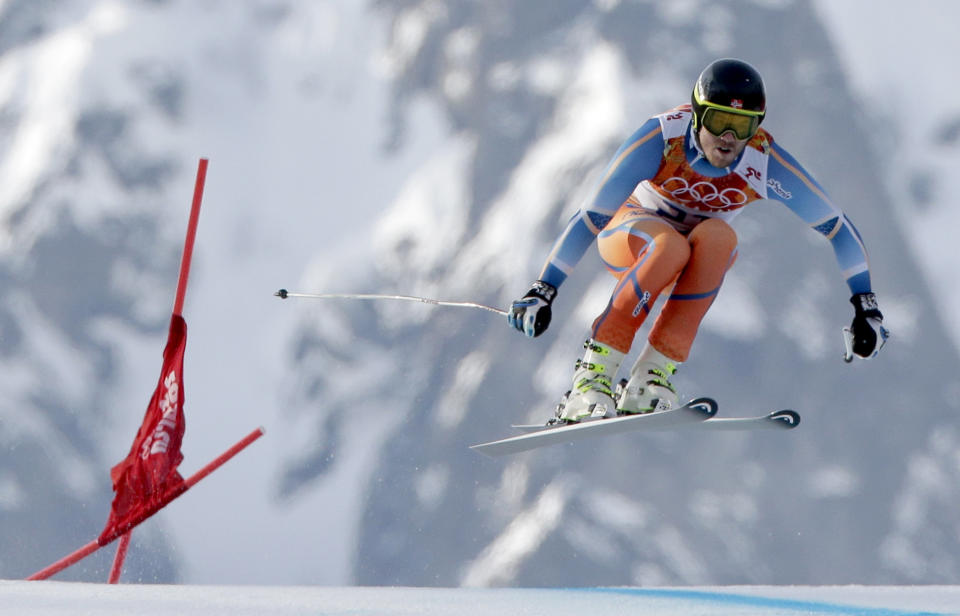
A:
[1,582,959,616]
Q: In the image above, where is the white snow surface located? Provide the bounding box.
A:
[1,582,959,616]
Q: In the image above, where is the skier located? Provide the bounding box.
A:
[507,58,888,423]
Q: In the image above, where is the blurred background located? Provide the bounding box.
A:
[1,0,959,586]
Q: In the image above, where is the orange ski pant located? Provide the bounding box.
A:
[591,206,738,361]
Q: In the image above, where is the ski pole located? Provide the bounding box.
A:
[274,288,508,316]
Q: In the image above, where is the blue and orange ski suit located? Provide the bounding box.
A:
[537,105,873,360]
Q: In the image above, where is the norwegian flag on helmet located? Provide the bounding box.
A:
[98,315,188,544]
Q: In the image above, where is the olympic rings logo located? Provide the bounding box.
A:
[659,176,749,209]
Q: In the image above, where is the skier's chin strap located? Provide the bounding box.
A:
[689,121,705,164]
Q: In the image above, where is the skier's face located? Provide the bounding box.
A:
[698,126,748,168]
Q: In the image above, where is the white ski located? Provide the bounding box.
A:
[693,409,800,431]
[470,397,717,457]
[509,408,799,433]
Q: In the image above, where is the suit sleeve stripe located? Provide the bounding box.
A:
[769,147,833,206]
[596,126,663,188]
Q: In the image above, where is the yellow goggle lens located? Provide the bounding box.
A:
[700,107,759,140]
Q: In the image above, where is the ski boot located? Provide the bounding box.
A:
[552,339,625,425]
[615,345,679,415]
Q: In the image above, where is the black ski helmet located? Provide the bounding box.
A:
[691,58,766,133]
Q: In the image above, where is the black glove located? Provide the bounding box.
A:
[844,292,889,361]
[507,281,557,338]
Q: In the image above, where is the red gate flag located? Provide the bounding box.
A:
[99,314,188,544]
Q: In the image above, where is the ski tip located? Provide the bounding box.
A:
[769,409,801,428]
[275,288,289,299]
[685,397,719,419]
[469,443,505,458]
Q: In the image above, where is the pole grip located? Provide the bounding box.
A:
[842,327,855,363]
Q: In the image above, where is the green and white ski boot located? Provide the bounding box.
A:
[554,339,625,424]
[615,345,679,415]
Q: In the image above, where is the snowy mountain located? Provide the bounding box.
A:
[0,0,416,583]
[1,0,959,587]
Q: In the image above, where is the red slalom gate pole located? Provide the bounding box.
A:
[108,157,208,583]
[182,427,264,490]
[27,427,265,581]
[173,157,208,318]
[25,541,100,582]
[107,532,131,583]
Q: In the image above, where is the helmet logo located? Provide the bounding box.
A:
[730,98,744,109]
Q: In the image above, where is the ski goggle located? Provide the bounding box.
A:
[694,90,764,140]
[700,107,761,140]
